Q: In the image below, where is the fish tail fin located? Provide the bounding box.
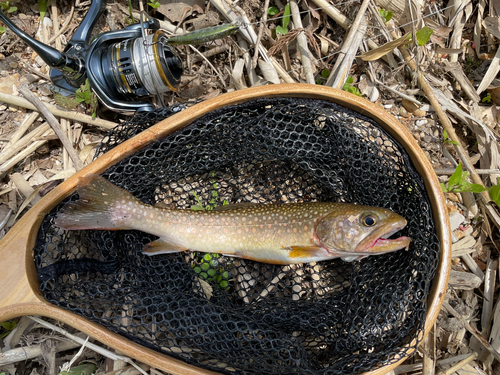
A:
[55,174,138,231]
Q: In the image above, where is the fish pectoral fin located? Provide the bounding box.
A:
[285,246,326,260]
[143,239,188,256]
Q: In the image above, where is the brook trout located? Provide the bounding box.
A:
[55,174,411,264]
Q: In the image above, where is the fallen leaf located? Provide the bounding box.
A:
[158,0,205,23]
[231,58,247,90]
[358,33,410,61]
[258,59,280,84]
[484,17,500,40]
[305,0,320,20]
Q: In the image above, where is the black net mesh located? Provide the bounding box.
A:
[34,97,440,374]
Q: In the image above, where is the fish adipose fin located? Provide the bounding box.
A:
[55,174,137,231]
[143,239,188,255]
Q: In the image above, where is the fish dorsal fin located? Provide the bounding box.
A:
[143,239,188,255]
[213,202,259,211]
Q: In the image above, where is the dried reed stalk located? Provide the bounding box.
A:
[19,86,84,170]
[0,92,117,129]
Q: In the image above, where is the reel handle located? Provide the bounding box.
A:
[0,9,70,71]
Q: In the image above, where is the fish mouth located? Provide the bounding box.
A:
[355,219,411,253]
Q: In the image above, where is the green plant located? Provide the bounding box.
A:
[75,79,98,119]
[126,0,135,24]
[148,0,160,9]
[443,129,459,146]
[441,164,500,207]
[39,0,47,21]
[0,1,17,13]
[267,6,279,16]
[416,26,433,46]
[441,163,487,194]
[379,8,393,22]
[490,178,500,206]
[342,76,362,97]
[59,363,97,375]
[276,3,290,35]
[190,172,231,290]
[191,171,228,211]
[0,320,17,339]
[482,92,492,103]
[192,253,230,290]
[316,68,330,84]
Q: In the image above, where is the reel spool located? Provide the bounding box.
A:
[0,0,183,113]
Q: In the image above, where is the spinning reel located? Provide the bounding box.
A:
[0,0,183,113]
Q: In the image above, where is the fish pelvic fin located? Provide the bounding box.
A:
[143,239,188,255]
[285,246,333,262]
[54,174,139,231]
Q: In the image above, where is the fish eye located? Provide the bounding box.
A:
[362,214,377,227]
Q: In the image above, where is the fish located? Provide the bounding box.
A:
[54,174,411,264]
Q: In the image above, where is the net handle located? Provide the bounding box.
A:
[0,84,451,375]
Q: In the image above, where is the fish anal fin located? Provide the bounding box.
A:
[143,239,188,256]
[341,255,368,262]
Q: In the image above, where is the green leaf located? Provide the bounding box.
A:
[440,182,448,193]
[276,25,288,35]
[345,75,354,84]
[7,6,16,12]
[76,80,92,104]
[267,6,279,16]
[321,68,330,78]
[482,92,492,103]
[39,0,47,21]
[282,3,291,30]
[148,1,160,8]
[457,182,487,193]
[416,26,433,46]
[1,321,16,330]
[0,320,17,339]
[379,9,393,22]
[448,163,463,191]
[127,0,135,23]
[489,178,500,207]
[59,363,97,375]
[0,26,6,34]
[443,129,460,145]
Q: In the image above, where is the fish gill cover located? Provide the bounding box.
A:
[34,97,439,374]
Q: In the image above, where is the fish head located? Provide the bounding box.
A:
[315,204,411,256]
